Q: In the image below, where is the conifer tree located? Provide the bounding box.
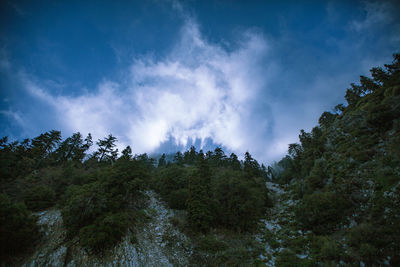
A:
[94,134,118,163]
[187,153,213,232]
[158,153,166,167]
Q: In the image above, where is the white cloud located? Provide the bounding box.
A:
[7,2,398,164]
[23,19,282,161]
[0,109,24,126]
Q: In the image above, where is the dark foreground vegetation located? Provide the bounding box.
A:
[0,128,270,264]
[270,54,400,265]
[0,54,399,266]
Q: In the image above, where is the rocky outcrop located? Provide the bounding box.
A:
[22,191,192,267]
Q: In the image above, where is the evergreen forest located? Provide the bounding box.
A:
[0,54,399,266]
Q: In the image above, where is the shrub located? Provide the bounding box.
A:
[170,214,186,230]
[23,185,56,211]
[296,191,350,234]
[197,235,228,253]
[79,212,130,253]
[346,223,382,264]
[309,235,343,262]
[62,183,109,236]
[212,170,267,232]
[275,249,304,267]
[154,165,189,197]
[167,188,189,210]
[0,194,40,260]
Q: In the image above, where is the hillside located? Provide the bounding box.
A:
[1,54,399,266]
[270,54,400,265]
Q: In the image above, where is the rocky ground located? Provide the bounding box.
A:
[257,182,309,266]
[20,183,302,267]
[22,191,192,267]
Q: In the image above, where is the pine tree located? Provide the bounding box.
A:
[94,134,118,163]
[158,153,166,167]
[187,154,213,232]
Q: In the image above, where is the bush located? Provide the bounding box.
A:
[62,183,109,236]
[212,170,267,232]
[197,235,228,253]
[309,235,343,262]
[79,212,130,253]
[305,160,327,191]
[346,223,382,264]
[154,165,189,197]
[296,191,350,234]
[23,185,56,211]
[170,215,186,230]
[167,188,189,210]
[61,162,146,253]
[275,249,304,267]
[0,194,40,260]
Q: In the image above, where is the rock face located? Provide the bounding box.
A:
[22,209,68,267]
[22,191,192,267]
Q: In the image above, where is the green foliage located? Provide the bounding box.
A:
[305,159,327,191]
[154,165,189,198]
[0,131,156,257]
[275,249,304,267]
[167,188,189,210]
[192,234,265,266]
[120,146,133,160]
[158,153,166,167]
[346,223,381,264]
[55,132,92,162]
[186,154,213,232]
[153,148,269,234]
[30,130,62,167]
[308,235,344,263]
[23,184,56,211]
[296,191,350,234]
[187,172,213,233]
[197,235,228,253]
[0,194,40,260]
[61,156,149,252]
[318,111,336,128]
[213,170,267,231]
[62,183,109,236]
[93,134,118,163]
[273,54,400,264]
[228,153,242,171]
[170,214,186,230]
[79,212,130,253]
[244,151,262,178]
[152,164,191,209]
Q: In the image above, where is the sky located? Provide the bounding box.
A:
[1,0,399,164]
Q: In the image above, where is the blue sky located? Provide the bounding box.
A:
[1,0,399,163]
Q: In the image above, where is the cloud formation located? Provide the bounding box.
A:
[25,20,277,161]
[3,0,398,163]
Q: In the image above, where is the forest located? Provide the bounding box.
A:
[0,54,399,266]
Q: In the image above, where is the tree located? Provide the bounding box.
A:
[158,153,166,167]
[183,146,197,164]
[174,151,183,165]
[212,169,267,231]
[228,153,241,171]
[56,132,92,162]
[244,152,260,178]
[30,130,62,167]
[211,147,226,167]
[319,111,336,128]
[94,134,118,163]
[120,146,133,160]
[187,154,213,232]
[0,194,40,260]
